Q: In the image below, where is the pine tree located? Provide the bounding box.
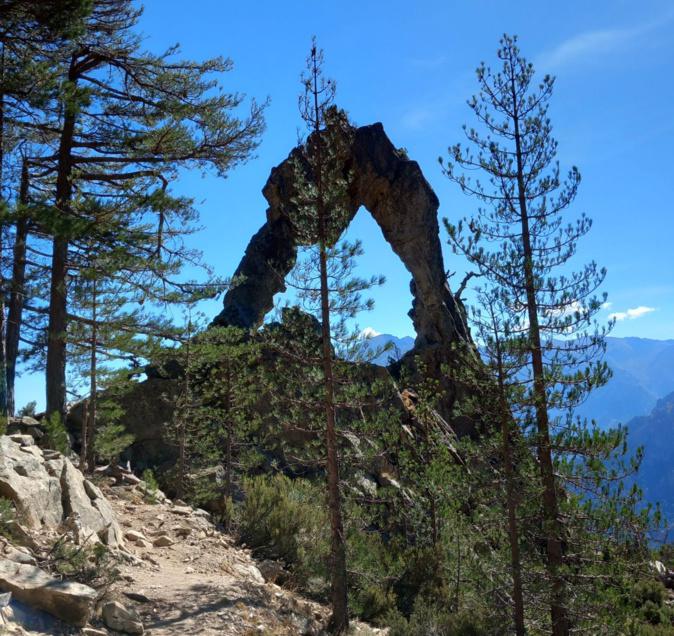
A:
[259,39,386,633]
[295,41,350,633]
[440,34,652,633]
[33,0,264,419]
[0,0,92,419]
[454,287,532,634]
[168,325,262,527]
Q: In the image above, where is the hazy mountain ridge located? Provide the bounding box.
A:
[364,333,415,365]
[627,392,674,519]
[367,333,674,427]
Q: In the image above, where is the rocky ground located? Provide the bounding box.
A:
[101,483,336,635]
[0,430,385,635]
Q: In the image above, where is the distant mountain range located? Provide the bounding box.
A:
[363,333,415,366]
[366,333,674,427]
[365,332,674,517]
[627,392,674,519]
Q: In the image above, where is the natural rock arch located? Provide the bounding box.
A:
[66,119,478,472]
[213,118,469,359]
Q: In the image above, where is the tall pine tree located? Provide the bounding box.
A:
[441,35,653,633]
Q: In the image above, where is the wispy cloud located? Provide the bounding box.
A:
[608,306,656,322]
[538,10,674,71]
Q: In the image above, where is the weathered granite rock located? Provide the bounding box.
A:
[0,559,97,626]
[68,376,179,469]
[152,534,173,547]
[211,116,474,421]
[125,530,148,543]
[7,416,44,441]
[60,460,123,546]
[102,600,144,634]
[0,436,123,547]
[0,542,36,565]
[0,436,63,528]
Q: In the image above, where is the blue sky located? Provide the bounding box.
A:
[14,0,674,409]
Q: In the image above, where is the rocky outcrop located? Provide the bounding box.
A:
[64,118,479,473]
[212,116,475,421]
[213,116,469,354]
[0,559,97,627]
[0,435,123,547]
[68,376,180,470]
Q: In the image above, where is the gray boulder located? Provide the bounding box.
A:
[102,600,144,634]
[0,436,63,528]
[0,559,97,627]
[0,436,123,547]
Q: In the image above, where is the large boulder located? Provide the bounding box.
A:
[68,376,180,470]
[6,416,44,442]
[0,436,64,528]
[0,436,123,547]
[0,559,97,627]
[60,460,123,546]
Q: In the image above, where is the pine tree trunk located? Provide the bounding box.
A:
[0,44,10,426]
[511,78,568,636]
[80,398,88,469]
[319,242,349,634]
[494,334,526,635]
[6,161,30,417]
[46,236,69,418]
[85,279,97,473]
[177,324,191,500]
[46,66,77,420]
[311,71,348,632]
[224,372,232,533]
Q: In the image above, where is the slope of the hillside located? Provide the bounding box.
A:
[0,432,385,636]
[102,482,336,635]
[628,392,674,520]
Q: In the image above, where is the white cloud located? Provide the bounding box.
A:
[608,306,656,321]
[360,327,381,339]
[538,11,674,71]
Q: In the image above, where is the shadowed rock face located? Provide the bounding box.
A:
[64,120,477,474]
[212,119,469,353]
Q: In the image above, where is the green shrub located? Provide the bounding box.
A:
[141,468,159,503]
[616,578,674,632]
[94,422,134,465]
[632,580,666,607]
[387,596,490,636]
[43,412,70,454]
[237,474,329,593]
[356,585,398,623]
[17,401,37,418]
[0,498,16,539]
[48,538,118,587]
